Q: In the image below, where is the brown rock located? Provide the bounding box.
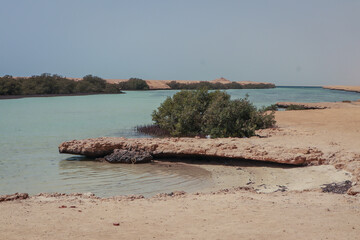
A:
[347,185,360,195]
[59,137,325,165]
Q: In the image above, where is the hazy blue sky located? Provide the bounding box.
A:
[1,0,359,85]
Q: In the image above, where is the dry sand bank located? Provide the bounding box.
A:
[323,85,360,93]
[1,190,360,240]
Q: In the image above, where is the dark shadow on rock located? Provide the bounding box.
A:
[154,155,301,169]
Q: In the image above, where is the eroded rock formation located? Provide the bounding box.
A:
[59,137,325,165]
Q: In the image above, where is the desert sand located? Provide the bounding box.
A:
[323,85,360,93]
[2,99,360,239]
[1,190,360,240]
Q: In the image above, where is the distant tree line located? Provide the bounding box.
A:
[0,74,152,96]
[0,74,274,96]
[166,81,275,90]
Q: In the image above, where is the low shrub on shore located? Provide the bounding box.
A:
[150,89,276,138]
[285,104,307,110]
[136,124,170,137]
[0,74,123,95]
[166,81,275,90]
[118,78,149,90]
[262,104,278,111]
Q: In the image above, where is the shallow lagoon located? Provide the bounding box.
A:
[0,87,359,196]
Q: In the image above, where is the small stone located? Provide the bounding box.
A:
[83,192,95,197]
[347,185,360,195]
[113,223,120,226]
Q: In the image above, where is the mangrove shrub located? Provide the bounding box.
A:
[0,74,123,95]
[152,89,276,138]
[118,78,149,90]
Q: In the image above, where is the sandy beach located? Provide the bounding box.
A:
[1,190,360,240]
[323,85,360,93]
[2,99,360,239]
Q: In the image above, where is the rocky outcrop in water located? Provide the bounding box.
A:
[59,137,325,165]
[104,149,153,163]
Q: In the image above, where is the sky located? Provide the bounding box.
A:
[0,0,359,86]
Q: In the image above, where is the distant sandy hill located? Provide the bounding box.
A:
[211,77,231,84]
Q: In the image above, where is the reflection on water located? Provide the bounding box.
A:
[58,157,212,197]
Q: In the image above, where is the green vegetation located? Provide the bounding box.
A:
[136,124,170,137]
[263,104,278,111]
[151,89,276,138]
[118,78,149,90]
[0,74,123,95]
[166,81,275,90]
[285,104,307,110]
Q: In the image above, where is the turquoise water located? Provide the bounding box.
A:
[0,87,359,196]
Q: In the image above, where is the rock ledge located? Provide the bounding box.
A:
[59,137,325,165]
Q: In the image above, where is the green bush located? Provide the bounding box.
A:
[151,89,276,138]
[166,81,275,90]
[286,104,307,110]
[166,81,244,90]
[0,75,21,95]
[262,104,278,111]
[119,78,149,90]
[0,74,122,95]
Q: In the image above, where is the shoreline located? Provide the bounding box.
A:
[0,92,125,100]
[2,85,359,100]
[323,85,360,93]
[2,95,360,239]
[57,99,360,197]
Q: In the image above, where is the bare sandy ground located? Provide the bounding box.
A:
[1,190,359,240]
[1,99,360,239]
[323,85,360,93]
[272,101,360,180]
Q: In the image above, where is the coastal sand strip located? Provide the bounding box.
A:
[323,85,360,93]
[1,190,359,240]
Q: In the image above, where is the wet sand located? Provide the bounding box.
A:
[2,99,360,239]
[158,159,351,194]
